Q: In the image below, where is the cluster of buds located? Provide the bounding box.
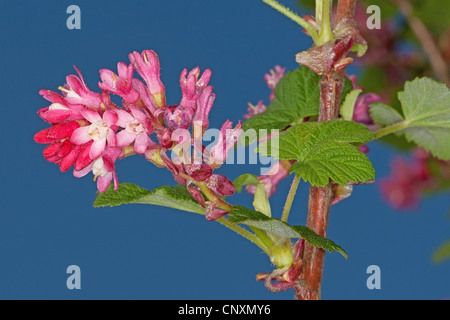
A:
[34,50,242,220]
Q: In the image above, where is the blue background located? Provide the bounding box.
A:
[0,0,448,299]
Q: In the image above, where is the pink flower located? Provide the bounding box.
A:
[379,151,435,210]
[70,109,118,160]
[59,66,102,108]
[209,120,242,167]
[179,67,212,111]
[205,201,228,221]
[132,78,158,114]
[192,86,215,134]
[265,66,286,101]
[115,106,153,154]
[74,147,122,192]
[243,100,267,119]
[353,93,383,128]
[99,62,139,104]
[185,164,213,182]
[206,174,235,197]
[246,160,291,198]
[34,121,83,172]
[156,127,173,149]
[37,90,84,123]
[165,106,195,131]
[129,50,166,107]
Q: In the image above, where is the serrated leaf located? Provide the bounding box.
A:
[260,119,376,186]
[370,102,404,126]
[291,226,348,259]
[233,173,259,193]
[371,77,450,160]
[241,66,321,145]
[94,183,205,214]
[229,206,347,258]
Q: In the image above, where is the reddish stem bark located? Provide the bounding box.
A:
[295,0,356,300]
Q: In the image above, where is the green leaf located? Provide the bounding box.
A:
[260,119,376,186]
[432,240,450,264]
[241,66,321,144]
[229,206,347,258]
[372,77,450,160]
[291,226,348,259]
[370,102,404,126]
[241,65,353,146]
[94,183,205,214]
[232,174,259,193]
[340,89,363,121]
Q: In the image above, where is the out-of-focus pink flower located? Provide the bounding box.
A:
[379,150,436,210]
[70,109,118,160]
[115,106,153,154]
[246,160,291,198]
[243,100,267,119]
[265,66,286,101]
[99,62,139,104]
[209,120,242,167]
[59,66,103,108]
[74,147,122,192]
[129,50,166,107]
[353,93,383,128]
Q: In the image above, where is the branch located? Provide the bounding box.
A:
[296,0,356,300]
[392,0,450,86]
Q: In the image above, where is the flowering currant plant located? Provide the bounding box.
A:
[34,0,450,299]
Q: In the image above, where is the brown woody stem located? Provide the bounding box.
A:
[295,0,356,300]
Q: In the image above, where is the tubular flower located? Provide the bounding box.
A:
[35,49,243,208]
[99,62,139,104]
[34,121,83,172]
[179,67,212,112]
[129,50,166,107]
[243,100,267,119]
[192,86,215,135]
[209,120,243,167]
[59,66,103,108]
[37,90,84,123]
[264,65,286,101]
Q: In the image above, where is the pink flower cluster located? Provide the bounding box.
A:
[35,50,241,219]
[379,149,447,210]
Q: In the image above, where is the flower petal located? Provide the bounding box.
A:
[89,138,106,160]
[70,126,91,145]
[116,130,136,147]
